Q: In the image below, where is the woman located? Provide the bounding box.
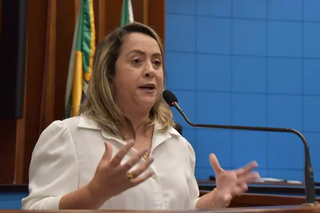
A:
[21,22,259,210]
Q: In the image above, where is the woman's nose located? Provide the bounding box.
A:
[144,62,156,78]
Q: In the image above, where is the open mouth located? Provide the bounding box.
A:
[139,84,156,91]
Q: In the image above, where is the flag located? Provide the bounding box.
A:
[65,0,96,118]
[121,0,134,27]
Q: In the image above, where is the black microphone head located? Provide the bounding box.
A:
[162,90,178,106]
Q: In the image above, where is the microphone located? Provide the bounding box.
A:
[162,89,317,205]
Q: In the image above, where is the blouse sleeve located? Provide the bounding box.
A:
[186,141,200,209]
[21,120,79,210]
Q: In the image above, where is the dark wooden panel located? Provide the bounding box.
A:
[93,0,106,44]
[14,96,26,184]
[39,0,57,132]
[198,181,320,196]
[0,0,27,119]
[54,0,78,121]
[200,190,320,208]
[230,193,307,207]
[0,0,27,185]
[104,0,122,33]
[0,0,2,34]
[0,119,16,183]
[148,0,165,47]
[132,0,145,24]
[22,0,48,183]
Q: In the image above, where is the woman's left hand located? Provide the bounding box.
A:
[209,153,260,208]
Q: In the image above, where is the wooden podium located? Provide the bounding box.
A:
[198,180,320,207]
[0,206,320,213]
[1,181,320,211]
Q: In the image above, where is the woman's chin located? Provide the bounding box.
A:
[137,98,157,109]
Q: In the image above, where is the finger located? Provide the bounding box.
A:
[232,186,247,197]
[120,148,148,172]
[130,157,154,178]
[131,170,154,185]
[235,161,258,176]
[109,140,134,167]
[231,187,243,197]
[209,153,223,174]
[100,142,113,165]
[229,183,248,197]
[238,171,260,184]
[234,168,245,176]
[237,182,248,192]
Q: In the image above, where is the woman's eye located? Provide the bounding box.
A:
[154,60,162,66]
[132,59,142,65]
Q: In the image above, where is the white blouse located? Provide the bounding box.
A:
[21,115,200,210]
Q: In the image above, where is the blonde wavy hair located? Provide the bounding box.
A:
[79,22,174,140]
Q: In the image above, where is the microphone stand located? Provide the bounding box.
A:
[172,102,318,205]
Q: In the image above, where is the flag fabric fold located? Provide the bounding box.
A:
[121,0,134,27]
[65,0,95,118]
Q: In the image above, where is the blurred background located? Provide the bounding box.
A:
[165,0,320,183]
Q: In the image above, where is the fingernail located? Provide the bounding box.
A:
[129,140,134,146]
[143,149,148,153]
[149,157,154,162]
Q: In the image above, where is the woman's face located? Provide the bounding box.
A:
[113,32,164,112]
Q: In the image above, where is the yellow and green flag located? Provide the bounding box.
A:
[65,0,95,118]
[121,0,134,27]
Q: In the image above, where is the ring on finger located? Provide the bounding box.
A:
[127,171,134,180]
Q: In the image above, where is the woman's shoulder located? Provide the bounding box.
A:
[163,126,196,164]
[165,126,194,150]
[38,115,100,142]
[40,116,79,133]
[46,115,100,131]
[34,115,102,152]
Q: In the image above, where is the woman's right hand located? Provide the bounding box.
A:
[87,141,154,201]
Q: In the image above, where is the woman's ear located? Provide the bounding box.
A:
[108,75,114,84]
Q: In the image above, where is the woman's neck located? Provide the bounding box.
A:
[126,112,149,129]
[120,110,153,139]
[116,100,151,128]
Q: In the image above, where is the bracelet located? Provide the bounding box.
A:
[211,188,231,208]
[211,188,218,208]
